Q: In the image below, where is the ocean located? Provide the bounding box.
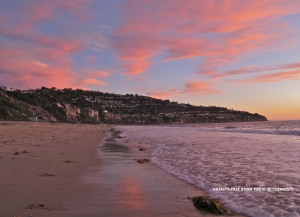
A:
[117,120,300,217]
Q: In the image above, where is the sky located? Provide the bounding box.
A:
[0,0,299,120]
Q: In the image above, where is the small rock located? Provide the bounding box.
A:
[63,160,76,163]
[139,148,146,151]
[135,159,149,164]
[13,152,19,155]
[40,173,55,177]
[189,194,228,215]
[26,204,50,210]
[21,150,28,153]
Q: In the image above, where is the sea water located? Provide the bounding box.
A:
[117,120,300,217]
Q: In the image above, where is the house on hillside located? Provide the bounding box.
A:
[5,87,17,91]
[31,116,38,122]
[0,86,7,91]
[31,115,45,122]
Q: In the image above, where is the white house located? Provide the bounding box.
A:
[31,116,38,121]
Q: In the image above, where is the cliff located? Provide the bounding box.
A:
[0,87,267,124]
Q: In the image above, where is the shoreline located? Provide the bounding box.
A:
[92,126,247,216]
[1,121,247,216]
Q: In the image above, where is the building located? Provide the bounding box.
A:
[0,86,7,90]
[31,116,38,121]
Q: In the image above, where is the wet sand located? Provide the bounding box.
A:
[82,127,247,217]
[0,122,246,216]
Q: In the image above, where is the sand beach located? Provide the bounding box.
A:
[0,122,246,217]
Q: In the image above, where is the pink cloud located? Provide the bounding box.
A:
[111,34,157,74]
[1,0,299,94]
[181,82,221,95]
[0,0,110,90]
[81,68,110,78]
[0,41,108,89]
[215,61,300,78]
[22,0,91,24]
[80,78,106,87]
[111,0,300,76]
[145,81,220,99]
[236,70,300,83]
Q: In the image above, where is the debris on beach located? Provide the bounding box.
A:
[188,194,228,215]
[26,204,51,210]
[12,150,28,155]
[40,173,55,177]
[135,159,149,163]
[63,160,77,163]
[139,148,146,151]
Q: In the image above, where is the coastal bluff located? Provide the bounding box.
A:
[0,87,267,124]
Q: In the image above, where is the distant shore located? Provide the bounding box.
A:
[0,121,247,216]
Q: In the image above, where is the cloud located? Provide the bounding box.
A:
[236,70,300,83]
[110,34,157,74]
[81,68,110,78]
[80,78,106,86]
[111,0,300,76]
[0,0,110,89]
[145,81,220,99]
[213,61,300,78]
[181,82,221,95]
[0,42,109,89]
[1,0,299,95]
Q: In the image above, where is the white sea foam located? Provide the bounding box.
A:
[117,121,300,217]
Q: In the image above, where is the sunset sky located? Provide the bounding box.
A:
[0,0,299,120]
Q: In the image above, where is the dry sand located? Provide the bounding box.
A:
[0,121,108,217]
[0,122,246,217]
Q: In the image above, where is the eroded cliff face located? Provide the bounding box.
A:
[64,104,80,122]
[55,104,100,123]
[87,108,99,121]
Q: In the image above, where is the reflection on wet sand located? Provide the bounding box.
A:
[81,128,245,217]
[120,178,148,210]
[101,142,130,153]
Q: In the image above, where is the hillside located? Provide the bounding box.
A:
[0,87,267,124]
